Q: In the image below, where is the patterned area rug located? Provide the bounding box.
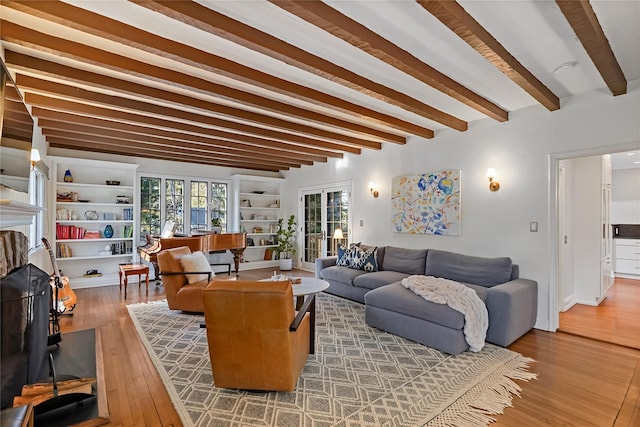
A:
[127,293,536,427]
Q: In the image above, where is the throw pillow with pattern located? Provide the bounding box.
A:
[337,243,358,266]
[349,246,378,272]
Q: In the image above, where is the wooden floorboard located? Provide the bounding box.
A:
[58,268,640,427]
[559,278,640,349]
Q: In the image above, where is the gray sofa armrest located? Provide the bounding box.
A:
[484,278,538,347]
[315,256,338,278]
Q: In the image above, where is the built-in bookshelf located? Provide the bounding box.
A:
[231,174,283,271]
[50,156,139,288]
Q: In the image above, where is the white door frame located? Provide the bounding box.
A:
[297,181,352,272]
[548,141,639,331]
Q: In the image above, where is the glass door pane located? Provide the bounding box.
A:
[300,185,351,271]
[326,190,349,257]
[302,192,322,270]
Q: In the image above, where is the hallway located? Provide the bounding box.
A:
[559,278,640,349]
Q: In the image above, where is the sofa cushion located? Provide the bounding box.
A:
[381,246,428,275]
[320,265,367,286]
[353,271,409,290]
[425,250,512,287]
[365,282,465,330]
[349,246,378,271]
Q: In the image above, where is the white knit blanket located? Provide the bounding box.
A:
[401,275,488,352]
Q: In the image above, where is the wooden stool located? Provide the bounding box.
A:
[118,264,149,299]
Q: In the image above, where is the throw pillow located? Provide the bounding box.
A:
[349,246,378,272]
[337,243,359,266]
[179,251,214,284]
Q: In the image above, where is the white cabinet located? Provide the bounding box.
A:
[231,174,283,271]
[50,157,139,288]
[615,239,640,279]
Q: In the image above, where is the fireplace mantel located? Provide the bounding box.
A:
[0,200,43,228]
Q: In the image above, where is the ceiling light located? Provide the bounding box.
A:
[553,61,578,75]
[627,152,636,156]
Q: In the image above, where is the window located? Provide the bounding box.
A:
[28,166,46,248]
[210,182,227,233]
[139,175,228,239]
[140,177,161,239]
[190,181,208,231]
[165,179,184,233]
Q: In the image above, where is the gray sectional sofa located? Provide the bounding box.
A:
[315,246,537,354]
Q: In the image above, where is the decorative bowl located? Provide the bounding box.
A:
[116,195,131,204]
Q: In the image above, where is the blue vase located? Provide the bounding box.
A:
[63,169,73,182]
[104,224,114,238]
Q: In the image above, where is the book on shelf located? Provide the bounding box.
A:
[122,225,133,238]
[122,208,133,220]
[56,224,86,239]
[110,240,133,255]
[83,231,101,239]
[56,243,73,258]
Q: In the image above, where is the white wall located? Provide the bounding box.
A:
[281,81,640,332]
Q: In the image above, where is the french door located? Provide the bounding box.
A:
[299,183,351,271]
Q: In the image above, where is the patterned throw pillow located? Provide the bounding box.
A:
[337,243,357,266]
[349,246,378,272]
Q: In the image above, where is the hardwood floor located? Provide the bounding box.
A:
[559,278,640,349]
[58,268,640,427]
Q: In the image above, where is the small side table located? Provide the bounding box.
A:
[118,264,149,299]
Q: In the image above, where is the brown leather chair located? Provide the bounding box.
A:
[157,246,213,313]
[202,279,312,391]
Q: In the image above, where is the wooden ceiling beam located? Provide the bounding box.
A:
[417,0,560,111]
[6,52,401,144]
[4,0,424,140]
[35,114,320,165]
[47,137,282,171]
[134,0,457,132]
[42,128,299,169]
[1,20,434,139]
[555,0,626,96]
[41,130,298,169]
[24,93,343,161]
[17,74,356,155]
[271,0,508,122]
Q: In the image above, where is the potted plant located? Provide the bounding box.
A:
[275,214,297,271]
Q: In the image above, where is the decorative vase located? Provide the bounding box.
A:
[63,169,73,182]
[279,258,292,271]
[103,224,114,238]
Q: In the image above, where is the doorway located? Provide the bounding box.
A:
[555,148,640,348]
[298,183,352,272]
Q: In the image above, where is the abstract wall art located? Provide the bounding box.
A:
[391,170,461,235]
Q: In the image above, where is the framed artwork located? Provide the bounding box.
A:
[391,170,461,235]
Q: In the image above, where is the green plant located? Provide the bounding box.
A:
[275,214,297,259]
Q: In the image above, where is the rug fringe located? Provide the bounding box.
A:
[427,354,537,426]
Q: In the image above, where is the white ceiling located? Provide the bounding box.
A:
[1,0,639,171]
[611,150,640,170]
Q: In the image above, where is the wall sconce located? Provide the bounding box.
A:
[368,182,379,198]
[486,168,500,191]
[30,148,41,169]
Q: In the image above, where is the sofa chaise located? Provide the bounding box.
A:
[315,246,537,354]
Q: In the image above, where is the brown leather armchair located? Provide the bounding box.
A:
[202,279,312,391]
[157,246,213,313]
